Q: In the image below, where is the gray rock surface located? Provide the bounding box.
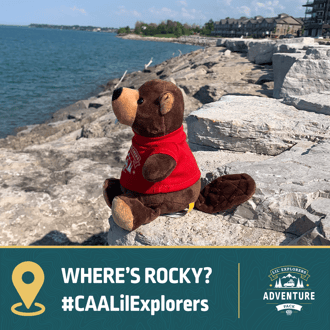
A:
[217,38,314,64]
[107,213,293,246]
[197,141,330,244]
[283,92,330,115]
[247,40,276,64]
[248,38,315,64]
[119,34,218,46]
[280,59,330,98]
[0,129,132,245]
[273,50,330,99]
[220,39,252,53]
[273,43,306,54]
[303,46,330,59]
[273,53,305,98]
[186,95,330,155]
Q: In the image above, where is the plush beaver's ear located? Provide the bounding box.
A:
[159,92,174,115]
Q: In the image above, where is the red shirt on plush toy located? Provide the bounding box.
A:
[121,125,200,194]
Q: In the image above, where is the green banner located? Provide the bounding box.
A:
[0,247,329,329]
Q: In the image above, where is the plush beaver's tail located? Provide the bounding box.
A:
[195,173,256,214]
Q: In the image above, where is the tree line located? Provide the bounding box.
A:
[117,20,215,37]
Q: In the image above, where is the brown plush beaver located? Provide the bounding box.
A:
[103,79,256,231]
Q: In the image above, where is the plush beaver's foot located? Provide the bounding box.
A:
[112,196,161,231]
[195,173,256,214]
[103,178,122,208]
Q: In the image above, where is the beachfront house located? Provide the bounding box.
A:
[211,13,303,38]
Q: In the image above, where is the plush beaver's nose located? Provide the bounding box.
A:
[112,87,123,101]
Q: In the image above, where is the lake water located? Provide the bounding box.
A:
[0,26,201,138]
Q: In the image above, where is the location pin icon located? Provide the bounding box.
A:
[12,261,44,309]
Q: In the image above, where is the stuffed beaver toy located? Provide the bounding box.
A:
[103,79,256,231]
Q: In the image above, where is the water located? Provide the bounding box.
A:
[0,26,201,138]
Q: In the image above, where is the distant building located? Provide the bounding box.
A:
[212,13,303,38]
[303,0,330,37]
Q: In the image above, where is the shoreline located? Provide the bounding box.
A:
[117,33,218,47]
[0,34,203,141]
[0,42,273,150]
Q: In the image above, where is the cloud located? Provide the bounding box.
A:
[115,6,141,17]
[70,6,87,15]
[147,6,205,22]
[181,7,206,20]
[223,0,233,5]
[238,6,251,17]
[177,0,188,6]
[252,0,285,16]
[148,7,178,18]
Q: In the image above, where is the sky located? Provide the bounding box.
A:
[1,0,308,28]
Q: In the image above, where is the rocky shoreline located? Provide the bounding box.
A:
[117,34,218,47]
[1,37,329,246]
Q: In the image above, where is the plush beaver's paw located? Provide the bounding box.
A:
[112,197,135,231]
[112,196,161,231]
[195,173,256,214]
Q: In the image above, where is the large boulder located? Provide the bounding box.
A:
[273,53,305,98]
[247,37,314,64]
[273,43,306,54]
[210,141,330,244]
[273,49,330,98]
[247,40,276,64]
[186,95,330,156]
[223,39,252,53]
[283,91,330,115]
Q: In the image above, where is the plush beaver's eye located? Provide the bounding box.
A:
[137,98,144,105]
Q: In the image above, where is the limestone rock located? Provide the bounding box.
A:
[320,216,330,240]
[303,46,330,59]
[51,100,90,121]
[81,112,131,139]
[107,213,293,246]
[281,59,330,98]
[224,39,251,53]
[198,141,330,244]
[283,92,330,115]
[224,49,231,57]
[273,43,305,54]
[247,38,314,64]
[273,52,330,98]
[288,228,330,245]
[273,53,305,98]
[186,95,330,155]
[248,40,276,64]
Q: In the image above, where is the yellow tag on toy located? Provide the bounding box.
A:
[163,202,195,218]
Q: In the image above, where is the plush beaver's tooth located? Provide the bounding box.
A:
[112,197,134,231]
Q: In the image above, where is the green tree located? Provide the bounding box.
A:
[174,26,183,37]
[117,27,127,34]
